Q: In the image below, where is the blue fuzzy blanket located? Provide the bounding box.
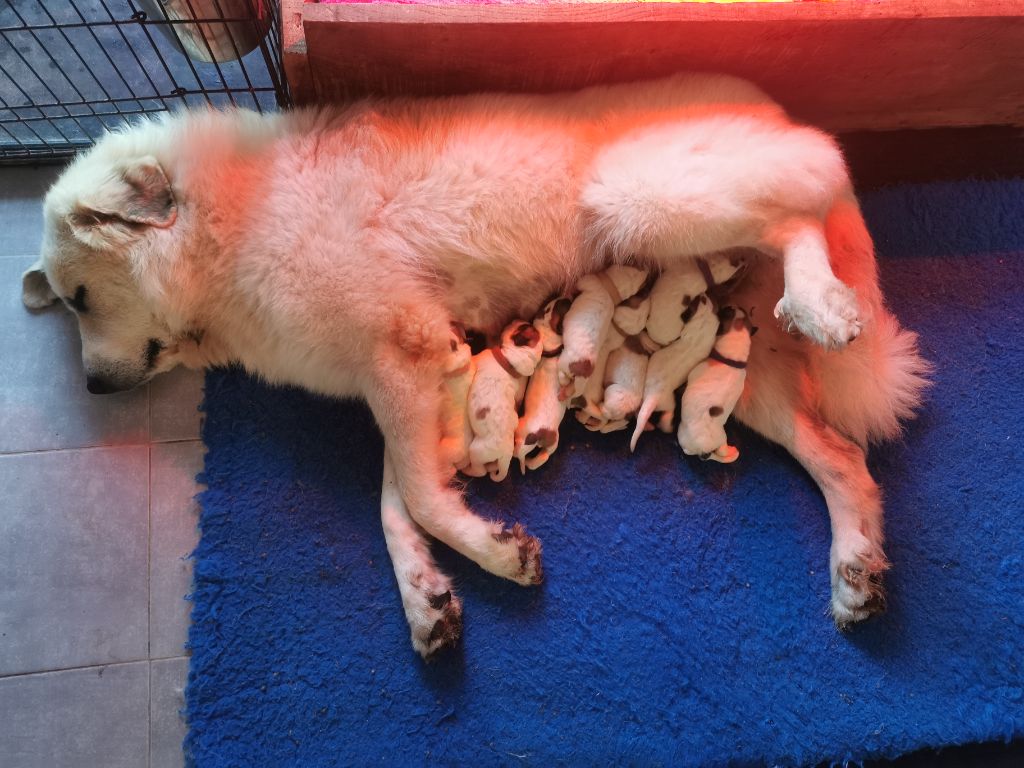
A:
[185,181,1024,767]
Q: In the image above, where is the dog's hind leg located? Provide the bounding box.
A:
[368,355,543,587]
[381,447,462,658]
[734,348,888,627]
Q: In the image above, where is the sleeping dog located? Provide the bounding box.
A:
[21,73,928,655]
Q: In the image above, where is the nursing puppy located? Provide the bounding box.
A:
[558,265,649,399]
[631,294,719,449]
[677,306,755,463]
[514,297,572,472]
[22,73,929,655]
[464,321,543,482]
[438,323,475,471]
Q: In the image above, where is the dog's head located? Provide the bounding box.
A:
[22,148,183,394]
[533,296,571,349]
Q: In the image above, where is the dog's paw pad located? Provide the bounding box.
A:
[412,590,463,659]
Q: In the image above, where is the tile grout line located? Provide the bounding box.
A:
[0,437,200,458]
[147,390,154,768]
[0,658,159,681]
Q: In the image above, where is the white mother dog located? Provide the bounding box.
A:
[21,74,928,656]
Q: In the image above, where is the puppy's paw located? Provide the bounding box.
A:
[774,279,862,350]
[830,539,889,628]
[410,588,463,660]
[492,522,544,586]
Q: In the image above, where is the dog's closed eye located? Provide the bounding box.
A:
[64,284,88,313]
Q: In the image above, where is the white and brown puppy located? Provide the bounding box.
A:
[600,334,650,432]
[558,265,649,399]
[576,292,651,430]
[630,294,719,451]
[677,306,755,463]
[514,297,573,472]
[438,322,475,471]
[465,321,543,482]
[646,251,749,347]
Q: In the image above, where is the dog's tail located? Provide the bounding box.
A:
[814,194,932,447]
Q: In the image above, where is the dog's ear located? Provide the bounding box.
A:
[22,259,58,309]
[512,323,540,347]
[551,298,572,335]
[68,156,177,249]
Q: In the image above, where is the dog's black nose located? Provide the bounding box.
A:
[86,375,118,395]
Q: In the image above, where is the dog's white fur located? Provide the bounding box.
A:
[677,307,753,463]
[438,323,475,470]
[22,73,930,653]
[464,321,542,482]
[514,297,572,473]
[630,294,719,448]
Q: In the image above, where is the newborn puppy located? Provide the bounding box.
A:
[558,265,648,399]
[576,293,650,430]
[677,307,755,463]
[514,297,572,472]
[646,252,748,347]
[600,334,650,432]
[630,294,718,451]
[438,322,475,471]
[465,320,543,482]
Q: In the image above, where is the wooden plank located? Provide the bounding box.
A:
[291,1,1024,131]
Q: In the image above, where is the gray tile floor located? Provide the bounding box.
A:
[0,165,201,767]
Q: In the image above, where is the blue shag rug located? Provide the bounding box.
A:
[185,181,1024,767]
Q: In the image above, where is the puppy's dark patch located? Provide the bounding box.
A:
[709,405,724,417]
[717,306,737,335]
[624,334,646,355]
[569,359,594,378]
[535,428,557,447]
[513,323,540,347]
[681,295,703,324]
[551,298,572,336]
[524,431,540,446]
[475,406,490,420]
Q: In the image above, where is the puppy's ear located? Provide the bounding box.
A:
[512,323,540,347]
[22,259,58,310]
[551,298,572,335]
[68,156,177,250]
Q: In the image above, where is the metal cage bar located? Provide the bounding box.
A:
[0,0,290,163]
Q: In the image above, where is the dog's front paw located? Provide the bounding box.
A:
[774,279,862,350]
[409,588,463,660]
[492,522,544,586]
[830,539,889,628]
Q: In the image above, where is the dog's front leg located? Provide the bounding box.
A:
[367,356,543,586]
[381,447,462,658]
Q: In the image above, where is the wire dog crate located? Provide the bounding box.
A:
[0,0,290,162]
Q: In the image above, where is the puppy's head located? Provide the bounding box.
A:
[22,146,181,394]
[534,296,571,348]
[716,306,755,336]
[444,322,472,373]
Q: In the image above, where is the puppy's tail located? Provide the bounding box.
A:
[815,194,932,447]
[629,396,658,452]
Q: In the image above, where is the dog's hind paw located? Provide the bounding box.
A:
[410,589,463,660]
[774,279,862,350]
[830,546,889,628]
[492,522,544,586]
